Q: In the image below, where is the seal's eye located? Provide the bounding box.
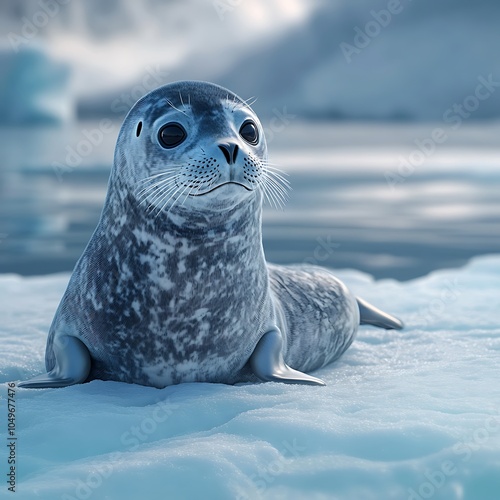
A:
[158,123,186,149]
[239,120,259,145]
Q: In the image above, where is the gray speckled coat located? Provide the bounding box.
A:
[45,81,359,388]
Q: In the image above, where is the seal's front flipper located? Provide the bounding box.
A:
[357,297,404,330]
[18,336,91,389]
[250,329,326,386]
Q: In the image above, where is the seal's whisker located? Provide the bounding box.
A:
[240,96,258,109]
[137,182,170,202]
[180,184,196,206]
[259,175,281,209]
[266,186,285,210]
[178,92,192,116]
[166,98,188,117]
[153,183,183,216]
[258,179,274,208]
[146,164,184,173]
[141,185,175,210]
[252,154,287,174]
[209,173,222,191]
[136,178,180,203]
[265,178,290,201]
[261,175,287,209]
[135,174,180,197]
[263,168,291,189]
[136,175,179,194]
[157,177,193,214]
[165,183,191,215]
[260,160,281,165]
[141,177,180,207]
[261,163,288,175]
[262,163,291,186]
[194,182,205,196]
[136,169,180,186]
[148,178,181,205]
[190,176,208,197]
[261,162,289,177]
[136,179,176,199]
[263,183,281,210]
[224,94,236,113]
[176,182,191,206]
[139,168,180,180]
[231,95,238,112]
[262,169,291,196]
[267,177,288,201]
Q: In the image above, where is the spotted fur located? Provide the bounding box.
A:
[45,81,359,388]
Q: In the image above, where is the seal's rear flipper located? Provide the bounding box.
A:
[18,336,91,389]
[357,297,404,330]
[250,329,326,386]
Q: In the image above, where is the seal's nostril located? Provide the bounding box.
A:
[218,142,239,165]
[218,144,231,164]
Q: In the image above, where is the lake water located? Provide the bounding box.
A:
[0,121,499,280]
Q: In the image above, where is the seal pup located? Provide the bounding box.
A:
[19,81,403,389]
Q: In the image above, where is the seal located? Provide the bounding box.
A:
[19,80,403,389]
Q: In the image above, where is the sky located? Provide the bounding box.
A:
[2,0,500,122]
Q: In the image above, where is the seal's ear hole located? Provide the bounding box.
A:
[136,121,143,137]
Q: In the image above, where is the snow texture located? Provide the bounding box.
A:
[1,256,499,500]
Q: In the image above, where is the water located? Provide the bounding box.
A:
[1,121,499,280]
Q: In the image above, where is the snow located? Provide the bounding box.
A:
[1,256,500,499]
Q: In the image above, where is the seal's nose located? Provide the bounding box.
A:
[218,142,239,165]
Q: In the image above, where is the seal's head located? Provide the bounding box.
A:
[113,80,276,214]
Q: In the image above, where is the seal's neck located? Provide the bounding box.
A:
[104,181,265,255]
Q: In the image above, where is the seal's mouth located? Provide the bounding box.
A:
[191,181,252,196]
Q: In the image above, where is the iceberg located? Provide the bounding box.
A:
[0,45,72,125]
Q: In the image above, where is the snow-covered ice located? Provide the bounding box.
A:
[1,256,499,499]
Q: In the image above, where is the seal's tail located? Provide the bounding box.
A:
[356,297,404,330]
